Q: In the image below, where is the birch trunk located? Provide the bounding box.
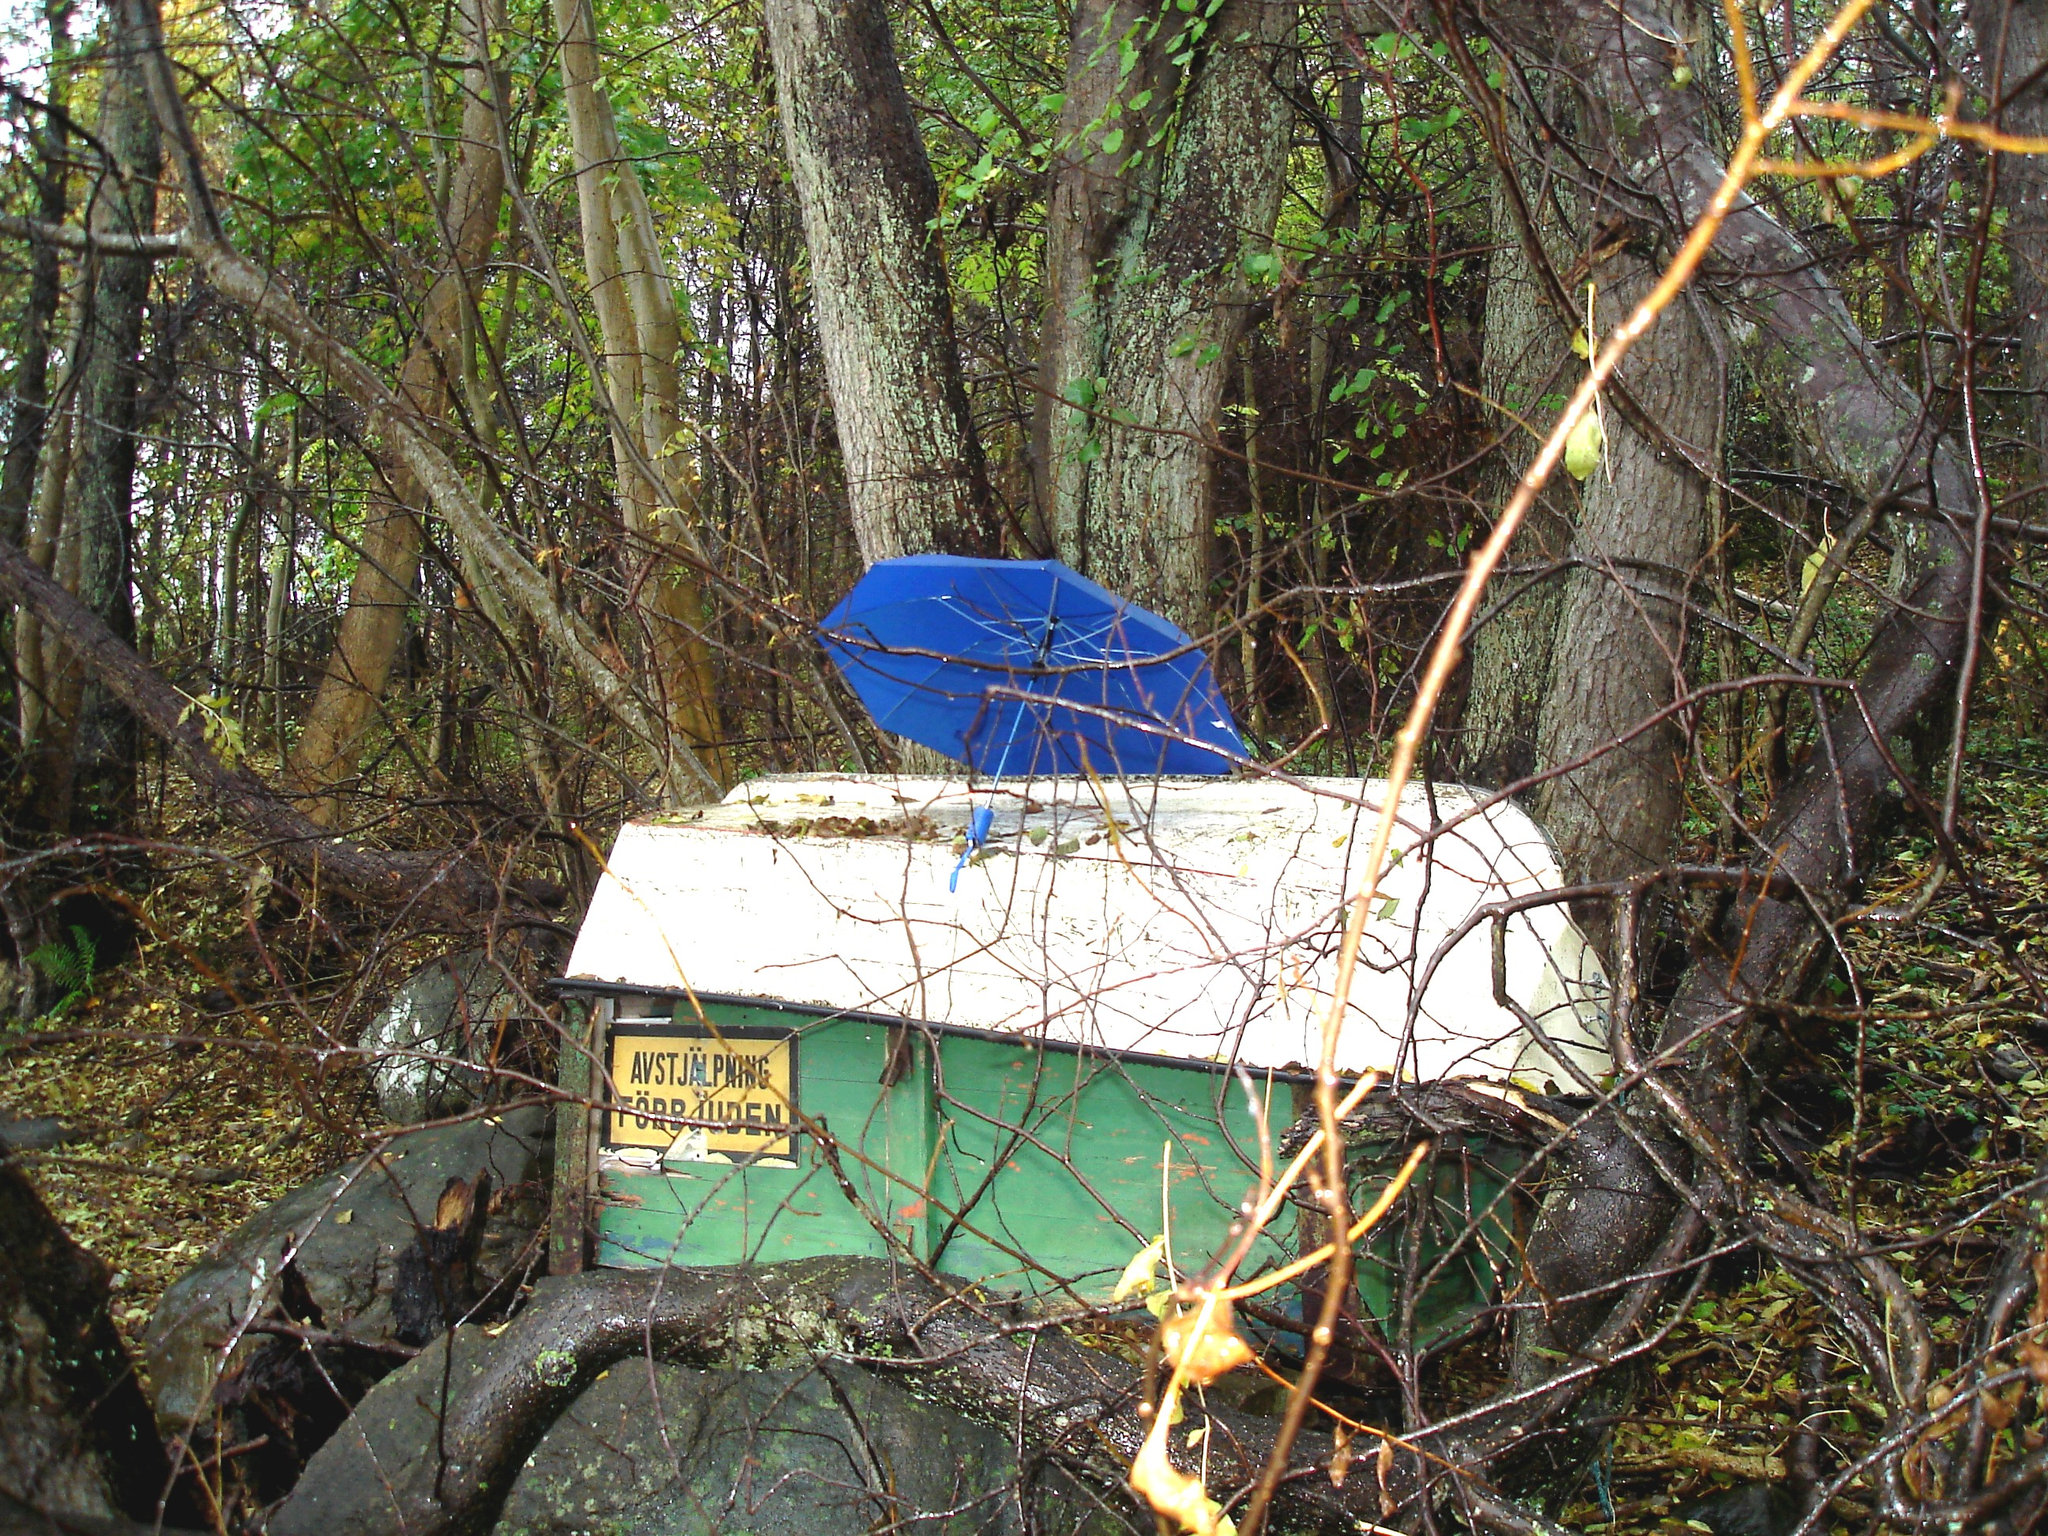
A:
[18,392,73,810]
[262,414,296,747]
[553,0,730,796]
[287,0,505,824]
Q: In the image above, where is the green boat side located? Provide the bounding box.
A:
[565,993,1524,1340]
[592,998,1293,1302]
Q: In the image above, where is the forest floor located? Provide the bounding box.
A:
[0,839,425,1364]
[1562,761,2048,1529]
[0,760,2043,1529]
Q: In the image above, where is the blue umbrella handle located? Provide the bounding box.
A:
[948,805,998,893]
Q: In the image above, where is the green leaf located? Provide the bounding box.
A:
[1100,127,1125,154]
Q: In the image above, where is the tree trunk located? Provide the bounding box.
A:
[1411,0,1994,1473]
[0,0,73,558]
[0,1162,197,1527]
[61,18,160,834]
[1459,156,1575,786]
[262,409,297,746]
[1971,0,2048,471]
[1531,261,1719,905]
[1035,0,1297,630]
[1454,13,1722,916]
[17,397,73,771]
[287,0,505,825]
[762,0,998,564]
[214,413,261,684]
[552,0,731,796]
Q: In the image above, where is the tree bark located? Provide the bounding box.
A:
[0,0,73,558]
[1451,7,1723,912]
[1971,0,2048,472]
[1036,0,1297,629]
[1459,146,1575,785]
[1531,260,1719,904]
[552,0,730,795]
[762,0,998,564]
[287,0,505,826]
[60,16,160,834]
[0,1162,197,1528]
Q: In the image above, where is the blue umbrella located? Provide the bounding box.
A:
[819,555,1245,781]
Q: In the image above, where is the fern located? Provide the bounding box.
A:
[25,924,97,1016]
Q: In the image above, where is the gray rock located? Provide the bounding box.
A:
[496,1362,1036,1536]
[279,1312,1126,1536]
[142,1106,550,1435]
[360,950,525,1124]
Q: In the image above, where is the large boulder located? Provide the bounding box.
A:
[143,1106,551,1442]
[496,1362,1062,1536]
[276,1314,1125,1536]
[359,949,525,1124]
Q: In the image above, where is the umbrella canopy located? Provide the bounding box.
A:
[819,555,1244,777]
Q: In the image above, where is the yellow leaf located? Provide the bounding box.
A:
[1570,327,1590,359]
[1159,1301,1254,1385]
[1114,1235,1167,1304]
[1564,408,1604,481]
[1802,533,1837,594]
[1130,1385,1236,1536]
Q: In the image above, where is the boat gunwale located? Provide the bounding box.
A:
[547,977,1322,1086]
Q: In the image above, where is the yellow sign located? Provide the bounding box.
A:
[604,1024,798,1164]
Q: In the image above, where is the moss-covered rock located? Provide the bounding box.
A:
[496,1361,1051,1536]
